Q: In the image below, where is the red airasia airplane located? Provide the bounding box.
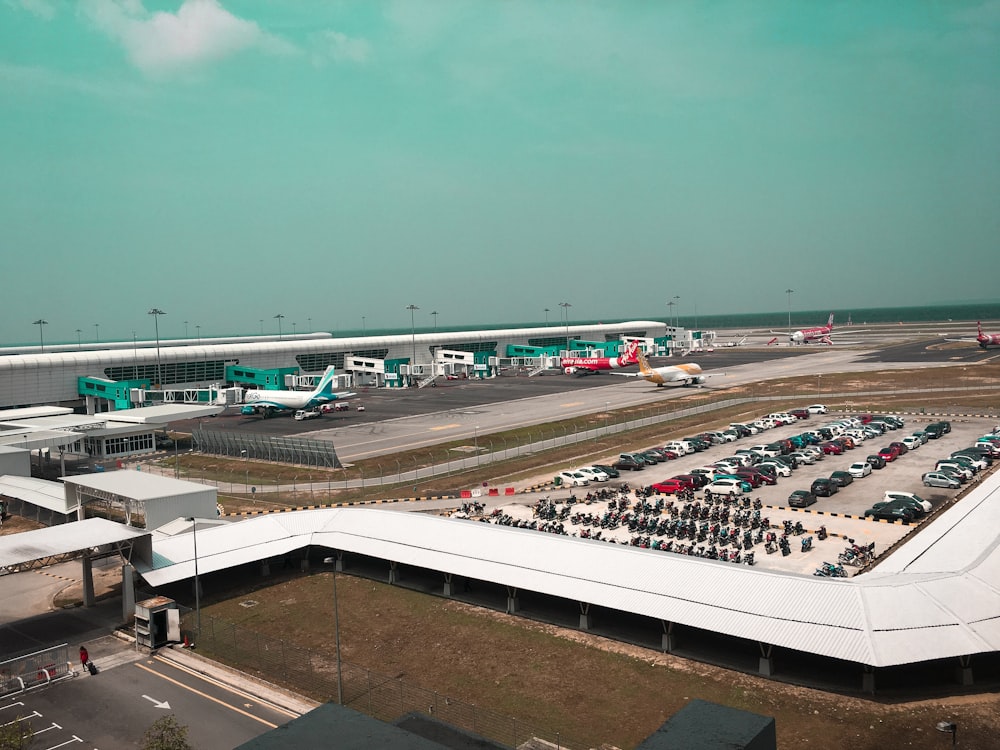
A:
[946,322,1000,349]
[562,339,641,375]
[772,313,837,345]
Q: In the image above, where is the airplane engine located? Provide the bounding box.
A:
[563,367,577,375]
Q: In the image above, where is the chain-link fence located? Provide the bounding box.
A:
[187,613,585,749]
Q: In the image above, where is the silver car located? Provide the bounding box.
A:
[922,472,960,489]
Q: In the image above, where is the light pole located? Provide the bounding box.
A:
[406,304,419,383]
[33,319,47,351]
[148,308,166,387]
[785,288,794,332]
[431,310,438,330]
[544,308,550,326]
[474,425,480,466]
[185,517,201,636]
[322,557,345,704]
[308,317,312,332]
[184,320,189,338]
[274,313,284,339]
[666,299,676,330]
[672,295,681,328]
[75,328,82,349]
[94,323,100,343]
[361,316,366,334]
[259,319,264,335]
[241,449,249,490]
[196,325,201,343]
[559,302,571,347]
[292,321,297,336]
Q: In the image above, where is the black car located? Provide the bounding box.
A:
[925,421,951,438]
[866,454,886,470]
[811,477,839,497]
[636,451,662,465]
[592,464,620,479]
[674,473,710,489]
[829,470,854,487]
[787,490,817,508]
[864,502,914,523]
[613,454,646,471]
[682,437,710,452]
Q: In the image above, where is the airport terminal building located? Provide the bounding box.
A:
[0,321,673,411]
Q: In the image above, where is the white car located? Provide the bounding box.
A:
[848,461,873,478]
[807,404,828,414]
[883,491,932,513]
[704,479,746,496]
[757,460,791,477]
[293,409,321,421]
[557,470,590,487]
[935,462,972,480]
[787,451,815,465]
[901,436,921,451]
[749,445,782,458]
[576,466,609,482]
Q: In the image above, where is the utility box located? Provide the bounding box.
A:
[135,596,180,649]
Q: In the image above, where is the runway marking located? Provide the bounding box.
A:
[561,401,584,407]
[429,423,461,431]
[134,662,281,728]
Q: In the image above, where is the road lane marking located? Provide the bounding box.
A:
[152,657,300,719]
[134,662,279,728]
[429,423,461,431]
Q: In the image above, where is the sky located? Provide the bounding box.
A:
[2,1,998,346]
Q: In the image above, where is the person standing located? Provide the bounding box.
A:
[79,645,89,670]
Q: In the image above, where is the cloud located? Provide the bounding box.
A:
[315,30,371,65]
[8,0,56,20]
[80,0,297,77]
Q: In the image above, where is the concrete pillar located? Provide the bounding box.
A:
[661,621,676,653]
[758,657,774,677]
[388,561,399,584]
[862,667,876,694]
[956,656,973,686]
[121,563,136,623]
[82,555,95,607]
[579,612,592,630]
[300,558,310,572]
[443,573,454,597]
[260,560,270,576]
[506,595,520,614]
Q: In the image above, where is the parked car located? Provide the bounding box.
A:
[901,435,922,451]
[557,470,590,487]
[935,461,972,481]
[922,472,961,489]
[788,408,811,420]
[878,446,900,462]
[674,473,710,489]
[576,466,609,482]
[888,441,909,455]
[865,502,915,523]
[924,421,950,438]
[736,468,776,486]
[807,404,829,414]
[613,454,646,471]
[848,461,873,478]
[591,464,620,479]
[866,454,887,470]
[829,470,854,487]
[810,477,839,497]
[821,441,844,455]
[651,478,687,494]
[937,467,970,484]
[787,490,817,508]
[950,452,987,471]
[704,479,747,496]
[787,451,815,466]
[882,491,932,514]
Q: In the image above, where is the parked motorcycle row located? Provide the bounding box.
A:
[454,486,856,574]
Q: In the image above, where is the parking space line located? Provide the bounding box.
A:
[134,662,280,728]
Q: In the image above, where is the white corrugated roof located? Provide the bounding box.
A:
[63,471,214,500]
[0,474,77,514]
[0,518,149,568]
[0,429,83,450]
[132,472,1000,669]
[104,404,224,423]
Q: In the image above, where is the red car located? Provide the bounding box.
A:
[789,409,810,420]
[673,473,709,489]
[651,479,687,494]
[821,441,844,455]
[737,469,777,486]
[878,446,900,462]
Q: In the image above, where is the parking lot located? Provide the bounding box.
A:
[485,411,997,577]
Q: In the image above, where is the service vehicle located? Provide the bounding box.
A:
[293,409,322,421]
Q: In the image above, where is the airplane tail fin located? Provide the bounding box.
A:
[622,339,640,364]
[636,349,654,376]
[827,313,835,329]
[978,321,984,338]
[311,366,339,396]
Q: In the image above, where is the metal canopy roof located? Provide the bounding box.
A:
[104,404,224,424]
[0,428,83,450]
[63,471,214,501]
[134,471,1000,670]
[0,518,149,570]
[0,475,76,515]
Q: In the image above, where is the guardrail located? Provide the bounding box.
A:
[0,644,75,698]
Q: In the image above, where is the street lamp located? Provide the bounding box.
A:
[241,449,249,490]
[544,307,550,326]
[431,310,438,330]
[185,517,201,636]
[33,319,47,351]
[559,302,571,347]
[259,319,264,335]
[196,325,201,343]
[361,316,366,334]
[474,425,480,466]
[672,295,681,328]
[406,304,419,383]
[184,320,189,338]
[666,299,676,330]
[785,288,794,332]
[935,721,957,747]
[308,317,312,332]
[274,313,284,338]
[75,328,82,349]
[148,308,166,387]
[292,321,297,336]
[94,323,100,343]
[322,557,344,704]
